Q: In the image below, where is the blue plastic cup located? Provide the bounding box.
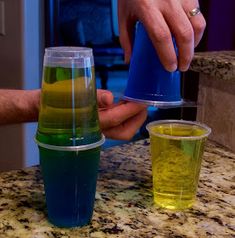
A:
[123,22,183,107]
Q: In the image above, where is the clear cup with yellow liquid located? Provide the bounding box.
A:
[146,120,211,210]
[36,47,102,146]
[35,47,105,227]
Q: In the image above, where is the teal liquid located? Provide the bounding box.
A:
[39,146,100,227]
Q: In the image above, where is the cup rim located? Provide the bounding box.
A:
[146,120,211,140]
[43,47,94,68]
[35,134,105,151]
[45,46,93,54]
[122,95,183,108]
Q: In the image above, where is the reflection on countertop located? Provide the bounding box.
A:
[0,139,234,238]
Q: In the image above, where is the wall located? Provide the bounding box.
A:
[0,0,24,171]
[22,0,43,167]
[197,74,235,152]
[0,0,43,171]
[206,0,235,51]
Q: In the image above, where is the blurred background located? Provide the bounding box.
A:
[0,0,235,171]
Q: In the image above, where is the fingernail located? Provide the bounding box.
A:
[166,64,177,72]
[179,65,190,72]
[124,53,131,64]
[101,93,107,104]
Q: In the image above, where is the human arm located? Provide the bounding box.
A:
[0,89,40,125]
[118,0,206,72]
[0,89,147,140]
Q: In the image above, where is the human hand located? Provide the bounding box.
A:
[97,89,147,140]
[118,0,206,72]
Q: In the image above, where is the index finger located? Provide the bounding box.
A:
[99,101,147,130]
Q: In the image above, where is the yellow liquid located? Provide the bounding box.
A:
[149,123,207,210]
[37,66,101,146]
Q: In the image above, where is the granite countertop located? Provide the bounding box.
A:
[0,139,234,238]
[190,51,235,81]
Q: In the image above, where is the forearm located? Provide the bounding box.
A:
[0,89,40,125]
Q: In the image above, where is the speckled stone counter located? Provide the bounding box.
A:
[190,51,235,81]
[190,51,235,152]
[0,139,234,238]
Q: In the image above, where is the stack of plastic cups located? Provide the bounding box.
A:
[35,47,105,228]
[123,22,183,107]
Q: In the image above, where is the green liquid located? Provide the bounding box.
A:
[37,66,101,146]
[149,123,207,210]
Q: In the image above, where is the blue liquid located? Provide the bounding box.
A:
[39,147,100,227]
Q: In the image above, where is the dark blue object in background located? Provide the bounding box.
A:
[124,22,182,107]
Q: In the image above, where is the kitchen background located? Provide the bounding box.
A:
[0,0,234,172]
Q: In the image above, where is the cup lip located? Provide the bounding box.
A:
[44,47,94,68]
[146,120,211,140]
[122,95,183,108]
[35,134,105,151]
[45,46,93,55]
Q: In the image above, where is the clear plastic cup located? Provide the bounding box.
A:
[35,47,105,227]
[123,22,183,107]
[35,136,105,227]
[36,47,101,146]
[146,120,211,210]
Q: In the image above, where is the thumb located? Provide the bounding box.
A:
[97,89,114,108]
